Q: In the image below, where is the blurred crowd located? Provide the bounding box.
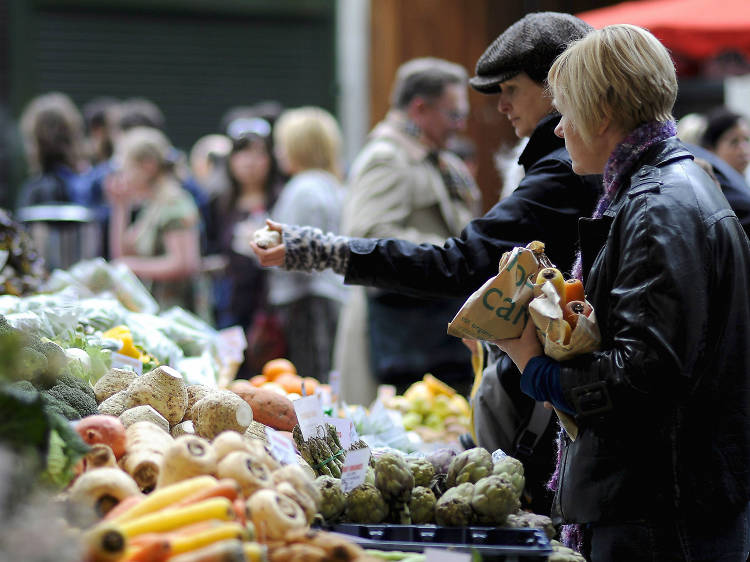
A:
[9,65,484,392]
[8,76,750,398]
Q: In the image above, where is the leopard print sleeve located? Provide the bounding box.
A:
[282,225,351,275]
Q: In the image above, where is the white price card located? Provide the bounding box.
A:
[110,352,143,375]
[265,427,298,465]
[329,417,357,450]
[339,447,371,493]
[216,326,247,363]
[423,548,471,562]
[293,394,326,440]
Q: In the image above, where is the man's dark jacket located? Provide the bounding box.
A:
[345,114,602,513]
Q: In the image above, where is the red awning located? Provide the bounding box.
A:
[577,0,750,60]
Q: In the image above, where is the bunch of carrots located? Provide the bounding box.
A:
[83,475,264,562]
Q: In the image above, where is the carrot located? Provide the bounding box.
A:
[104,495,145,522]
[122,534,171,562]
[168,522,246,556]
[232,497,247,527]
[111,475,218,524]
[119,497,235,539]
[167,539,246,562]
[171,479,240,510]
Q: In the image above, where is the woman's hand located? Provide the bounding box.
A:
[104,171,133,207]
[249,219,287,267]
[492,318,543,373]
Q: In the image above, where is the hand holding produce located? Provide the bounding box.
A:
[253,225,282,249]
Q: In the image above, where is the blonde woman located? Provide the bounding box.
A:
[266,107,347,381]
[106,126,202,312]
[494,25,750,560]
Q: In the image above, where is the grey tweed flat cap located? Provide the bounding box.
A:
[470,12,593,94]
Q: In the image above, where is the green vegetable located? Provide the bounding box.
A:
[434,482,475,526]
[345,483,388,524]
[43,379,98,419]
[471,474,520,524]
[0,383,90,489]
[446,447,493,487]
[16,347,47,382]
[408,486,436,524]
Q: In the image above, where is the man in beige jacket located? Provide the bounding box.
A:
[335,57,482,406]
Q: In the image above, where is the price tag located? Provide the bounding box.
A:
[339,447,370,493]
[423,548,471,562]
[265,427,298,465]
[110,352,143,375]
[329,417,357,450]
[216,326,247,364]
[293,394,326,440]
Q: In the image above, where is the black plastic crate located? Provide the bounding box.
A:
[325,523,553,561]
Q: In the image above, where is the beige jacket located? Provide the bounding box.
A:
[334,110,480,405]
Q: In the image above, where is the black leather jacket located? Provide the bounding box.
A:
[555,138,750,524]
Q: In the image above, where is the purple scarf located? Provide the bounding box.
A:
[554,120,677,553]
[570,120,677,280]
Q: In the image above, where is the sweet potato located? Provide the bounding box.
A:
[75,415,128,459]
[229,384,297,432]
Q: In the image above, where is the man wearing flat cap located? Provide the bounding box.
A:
[250,12,601,513]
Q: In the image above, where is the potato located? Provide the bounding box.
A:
[228,382,298,432]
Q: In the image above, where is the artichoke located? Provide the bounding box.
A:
[434,482,474,527]
[374,452,415,505]
[408,457,436,487]
[506,511,556,540]
[425,447,457,474]
[446,447,493,487]
[315,475,346,522]
[492,455,526,498]
[345,483,388,524]
[409,486,436,524]
[470,474,520,524]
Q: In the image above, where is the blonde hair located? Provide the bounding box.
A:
[117,126,172,170]
[273,107,342,177]
[548,24,677,143]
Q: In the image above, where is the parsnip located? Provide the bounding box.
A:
[119,421,174,491]
[68,467,142,518]
[216,451,272,497]
[157,435,218,488]
[211,430,250,461]
[247,489,306,541]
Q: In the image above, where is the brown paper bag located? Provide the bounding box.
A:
[447,245,542,341]
[528,282,602,440]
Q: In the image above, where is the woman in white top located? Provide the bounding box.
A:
[268,107,348,382]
